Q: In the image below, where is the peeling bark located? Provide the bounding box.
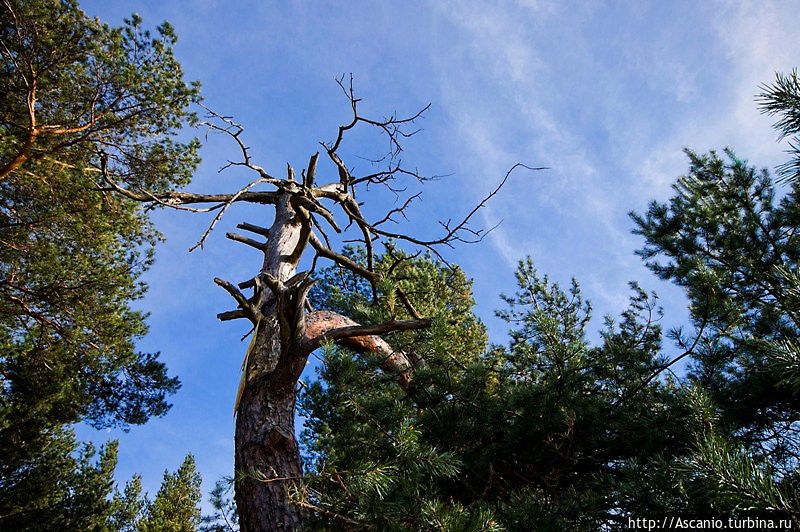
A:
[234,192,307,531]
[303,310,428,390]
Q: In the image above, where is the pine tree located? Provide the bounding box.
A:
[1,0,198,525]
[139,455,203,532]
[630,70,800,522]
[103,454,204,532]
[631,151,800,478]
[109,475,146,532]
[299,254,696,529]
[0,429,117,531]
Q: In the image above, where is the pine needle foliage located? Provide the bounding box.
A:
[1,0,199,525]
[300,251,692,529]
[759,69,800,183]
[139,455,203,532]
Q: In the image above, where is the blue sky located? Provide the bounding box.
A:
[77,0,800,508]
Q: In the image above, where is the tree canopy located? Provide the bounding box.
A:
[0,0,199,527]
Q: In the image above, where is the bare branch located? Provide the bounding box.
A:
[218,309,248,321]
[379,163,545,245]
[385,244,422,278]
[308,232,375,281]
[285,270,310,289]
[286,208,311,266]
[97,160,278,210]
[226,232,268,251]
[238,277,258,290]
[328,74,430,161]
[304,152,319,188]
[292,277,318,345]
[214,277,255,321]
[314,163,545,261]
[371,192,420,227]
[350,162,432,187]
[259,272,281,294]
[396,287,422,320]
[199,103,285,186]
[291,195,341,233]
[189,176,271,252]
[336,197,376,293]
[237,222,270,237]
[320,74,431,193]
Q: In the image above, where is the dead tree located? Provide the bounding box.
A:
[99,76,540,530]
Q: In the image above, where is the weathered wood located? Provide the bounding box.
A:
[303,310,429,391]
[232,196,427,529]
[234,192,306,531]
[226,232,268,251]
[237,222,271,237]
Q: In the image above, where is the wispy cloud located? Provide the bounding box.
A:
[427,2,637,314]
[638,1,800,190]
[425,0,799,318]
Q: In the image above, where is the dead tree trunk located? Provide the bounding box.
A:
[233,305,428,530]
[102,78,531,530]
[227,192,428,530]
[233,193,308,530]
[235,337,306,529]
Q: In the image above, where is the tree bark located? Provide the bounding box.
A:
[231,191,428,530]
[235,315,309,530]
[234,193,308,531]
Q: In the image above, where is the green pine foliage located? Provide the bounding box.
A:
[300,249,496,529]
[0,430,203,531]
[1,0,198,432]
[299,252,695,529]
[110,475,147,532]
[297,72,800,530]
[628,74,800,524]
[679,387,800,520]
[0,429,117,530]
[632,148,800,480]
[1,0,199,526]
[139,455,203,532]
[104,455,204,532]
[759,69,800,183]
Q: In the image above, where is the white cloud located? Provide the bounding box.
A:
[426,0,800,323]
[638,1,800,191]
[429,2,618,270]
